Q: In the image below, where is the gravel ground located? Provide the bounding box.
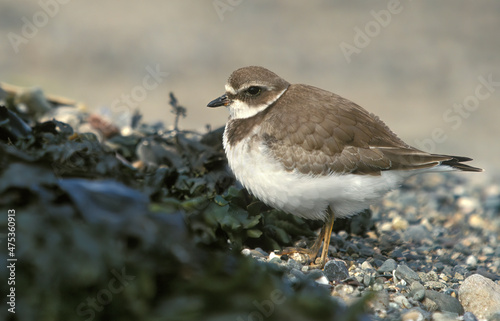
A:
[242,173,500,321]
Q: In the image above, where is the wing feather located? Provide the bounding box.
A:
[260,84,482,175]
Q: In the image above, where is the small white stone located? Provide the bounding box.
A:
[457,197,479,214]
[432,312,459,321]
[361,261,374,270]
[402,309,424,321]
[393,294,412,309]
[465,255,477,268]
[392,217,409,231]
[315,276,329,285]
[379,222,393,232]
[268,252,280,260]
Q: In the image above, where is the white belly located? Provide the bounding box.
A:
[223,128,447,221]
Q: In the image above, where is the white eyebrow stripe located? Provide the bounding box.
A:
[240,81,272,90]
[225,84,237,95]
[228,87,288,120]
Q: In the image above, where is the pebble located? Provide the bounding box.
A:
[324,259,349,282]
[482,246,495,256]
[425,281,447,290]
[468,214,486,229]
[402,309,425,321]
[268,252,280,260]
[393,294,412,308]
[379,221,394,232]
[332,284,355,303]
[242,248,268,258]
[315,275,329,285]
[462,311,478,321]
[422,296,439,312]
[368,289,390,312]
[431,311,459,321]
[361,260,374,271]
[410,281,426,301]
[392,216,409,230]
[372,283,384,292]
[453,265,469,277]
[378,259,397,273]
[269,257,282,264]
[434,262,445,272]
[345,243,359,255]
[286,258,302,271]
[307,269,325,280]
[413,289,426,302]
[288,252,310,264]
[458,274,500,320]
[395,264,421,284]
[391,249,404,260]
[379,232,402,252]
[457,197,479,214]
[425,271,439,282]
[403,225,429,243]
[363,274,372,287]
[466,255,478,268]
[425,290,464,315]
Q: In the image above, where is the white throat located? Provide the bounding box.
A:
[228,88,287,120]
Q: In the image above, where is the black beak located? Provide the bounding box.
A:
[207,94,230,108]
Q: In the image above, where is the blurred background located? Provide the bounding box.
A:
[1,0,498,174]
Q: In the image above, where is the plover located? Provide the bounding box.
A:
[207,66,482,267]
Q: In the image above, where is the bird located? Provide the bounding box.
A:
[207,66,483,268]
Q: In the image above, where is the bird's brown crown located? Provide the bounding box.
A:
[226,66,290,94]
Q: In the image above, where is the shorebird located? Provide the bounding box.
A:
[207,66,483,267]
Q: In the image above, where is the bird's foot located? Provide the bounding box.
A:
[277,247,329,268]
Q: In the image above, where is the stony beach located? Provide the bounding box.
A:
[244,173,500,320]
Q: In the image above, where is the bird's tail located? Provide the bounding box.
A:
[438,155,484,172]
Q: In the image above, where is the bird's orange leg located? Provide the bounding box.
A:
[278,208,335,268]
[316,208,335,268]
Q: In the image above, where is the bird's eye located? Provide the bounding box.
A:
[245,86,261,96]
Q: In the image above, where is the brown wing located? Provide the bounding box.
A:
[260,84,481,176]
